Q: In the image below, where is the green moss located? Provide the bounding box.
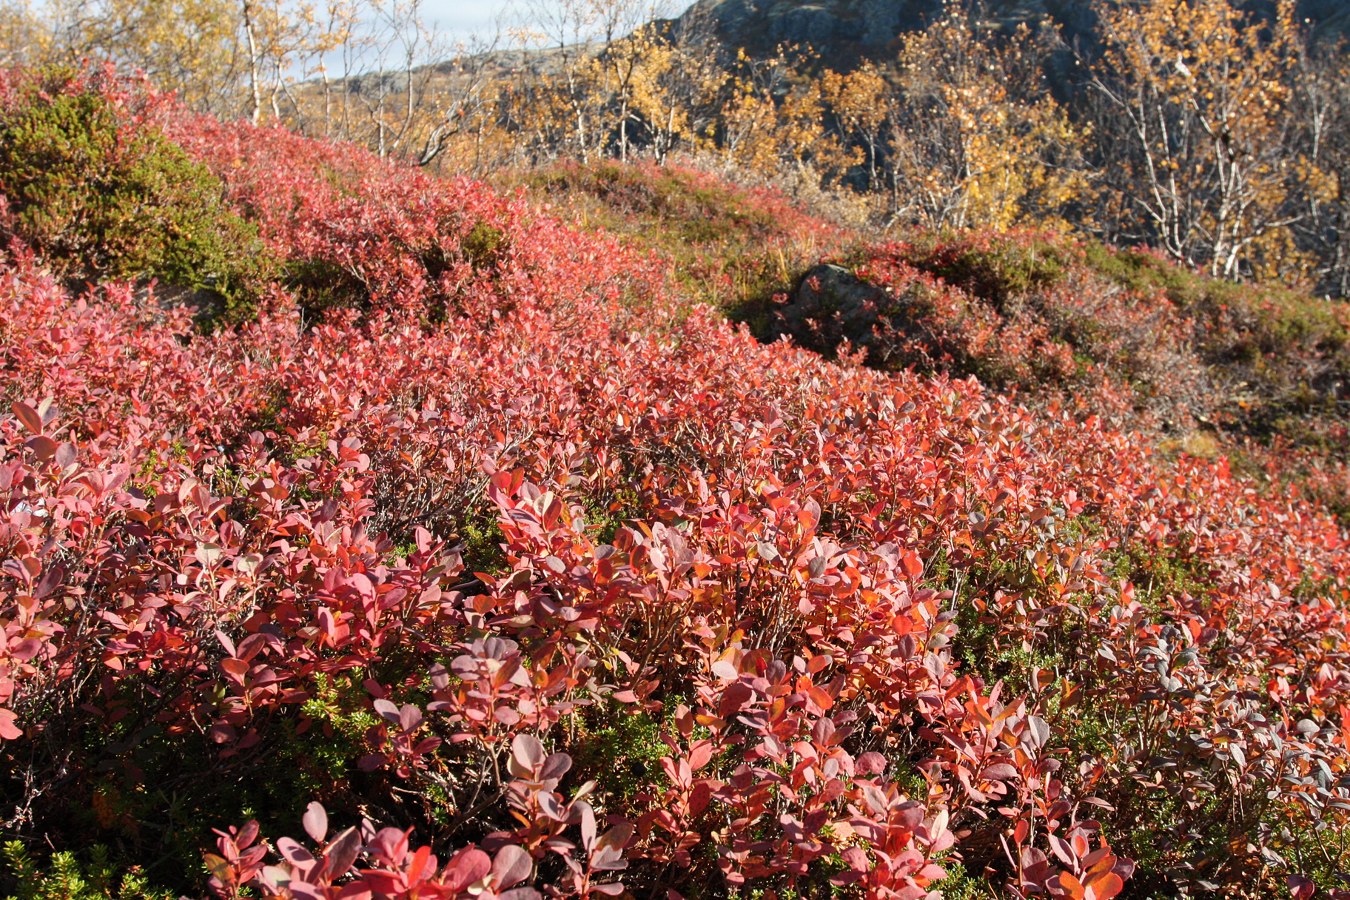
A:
[580,487,641,545]
[517,161,822,316]
[568,705,669,805]
[1268,807,1350,897]
[2,843,175,900]
[1108,537,1213,618]
[461,221,508,270]
[527,161,779,247]
[904,234,1073,308]
[459,514,508,577]
[297,672,379,788]
[934,862,1000,899]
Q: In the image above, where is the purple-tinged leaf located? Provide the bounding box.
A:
[492,845,533,888]
[302,802,328,843]
[509,733,545,777]
[324,827,363,879]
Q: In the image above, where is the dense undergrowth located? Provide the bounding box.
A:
[515,160,842,317]
[2,65,1350,900]
[517,164,1350,523]
[0,68,274,324]
[761,234,1350,523]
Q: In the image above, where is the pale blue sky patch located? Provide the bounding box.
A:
[422,0,520,42]
[422,0,687,49]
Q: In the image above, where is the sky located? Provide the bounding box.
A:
[421,0,520,41]
[418,0,690,47]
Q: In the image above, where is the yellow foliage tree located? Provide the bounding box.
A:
[13,0,335,121]
[33,0,243,112]
[0,0,50,66]
[1092,0,1304,278]
[720,46,855,185]
[891,3,1090,231]
[821,63,894,191]
[614,21,725,163]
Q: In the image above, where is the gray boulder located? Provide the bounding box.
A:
[774,263,901,359]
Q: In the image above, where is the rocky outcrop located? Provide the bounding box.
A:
[773,263,899,359]
[684,0,940,62]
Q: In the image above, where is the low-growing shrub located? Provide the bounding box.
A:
[0,65,273,324]
[1,67,1348,900]
[518,159,840,313]
[771,230,1350,522]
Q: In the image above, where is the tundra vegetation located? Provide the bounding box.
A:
[0,2,1348,899]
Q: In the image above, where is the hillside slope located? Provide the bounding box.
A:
[1,66,1350,900]
[513,168,1350,523]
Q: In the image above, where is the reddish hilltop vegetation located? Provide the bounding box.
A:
[2,66,1350,900]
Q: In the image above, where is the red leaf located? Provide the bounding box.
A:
[277,836,316,868]
[591,823,634,871]
[324,827,363,880]
[238,820,261,849]
[10,402,41,435]
[688,741,715,772]
[580,803,597,851]
[25,435,58,462]
[1055,872,1087,900]
[372,698,401,723]
[441,847,490,891]
[221,658,250,681]
[1086,871,1125,900]
[1287,875,1316,900]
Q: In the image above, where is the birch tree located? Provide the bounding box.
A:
[1091,0,1304,279]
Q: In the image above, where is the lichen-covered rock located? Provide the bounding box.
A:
[774,262,899,359]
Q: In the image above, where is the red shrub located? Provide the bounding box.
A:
[1,69,1348,900]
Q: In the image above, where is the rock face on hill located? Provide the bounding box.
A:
[690,0,933,54]
[684,0,1089,55]
[681,0,1345,66]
